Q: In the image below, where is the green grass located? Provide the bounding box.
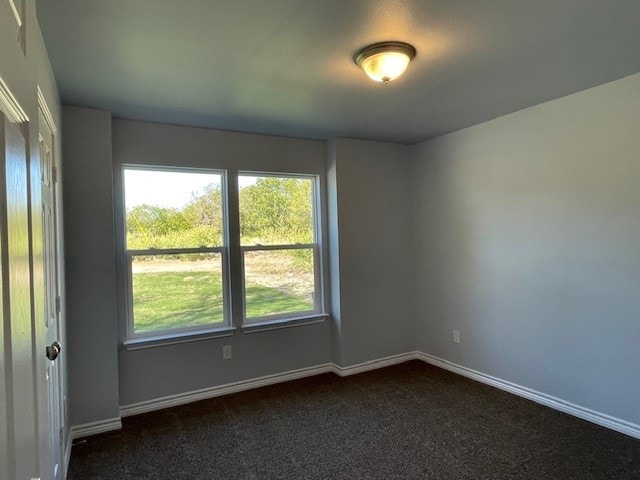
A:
[132,270,313,333]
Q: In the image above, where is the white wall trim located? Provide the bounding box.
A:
[0,75,29,124]
[416,352,640,440]
[69,417,122,441]
[37,86,57,133]
[7,0,22,27]
[120,363,335,417]
[332,351,420,377]
[119,353,418,418]
[69,351,639,444]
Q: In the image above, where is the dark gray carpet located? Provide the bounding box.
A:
[68,361,640,479]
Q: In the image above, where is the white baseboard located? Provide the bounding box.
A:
[69,417,122,441]
[120,363,335,417]
[416,352,640,440]
[68,351,640,445]
[119,352,418,418]
[332,352,420,377]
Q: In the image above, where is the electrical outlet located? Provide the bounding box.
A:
[223,345,232,360]
[452,330,460,344]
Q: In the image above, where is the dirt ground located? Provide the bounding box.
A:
[132,251,314,297]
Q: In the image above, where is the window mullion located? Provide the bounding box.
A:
[127,246,224,256]
[225,169,244,328]
[241,243,315,252]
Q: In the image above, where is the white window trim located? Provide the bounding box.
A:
[238,172,325,325]
[240,243,322,323]
[241,314,328,334]
[122,166,231,342]
[122,325,236,350]
[120,167,327,346]
[125,247,231,340]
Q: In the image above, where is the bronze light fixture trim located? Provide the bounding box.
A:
[354,41,417,83]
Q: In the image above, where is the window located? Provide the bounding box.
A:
[122,167,324,342]
[239,174,321,323]
[123,167,229,338]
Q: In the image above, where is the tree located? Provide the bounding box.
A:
[127,204,190,237]
[182,184,224,245]
[239,177,313,244]
[125,178,313,250]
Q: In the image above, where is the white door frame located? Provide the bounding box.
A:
[0,75,40,480]
[36,89,65,480]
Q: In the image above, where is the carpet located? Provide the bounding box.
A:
[67,361,640,479]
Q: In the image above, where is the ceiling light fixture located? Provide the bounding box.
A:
[354,41,416,83]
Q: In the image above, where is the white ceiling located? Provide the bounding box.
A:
[37,0,640,144]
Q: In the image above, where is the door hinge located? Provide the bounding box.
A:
[52,166,58,183]
[55,295,61,314]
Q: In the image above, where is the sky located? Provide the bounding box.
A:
[124,169,256,210]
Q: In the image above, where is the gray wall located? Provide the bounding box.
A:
[329,138,415,366]
[411,72,640,426]
[63,73,640,431]
[63,116,417,417]
[112,119,332,407]
[62,106,120,425]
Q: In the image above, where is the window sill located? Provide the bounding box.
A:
[122,326,237,351]
[241,314,328,334]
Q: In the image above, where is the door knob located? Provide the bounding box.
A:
[46,341,61,361]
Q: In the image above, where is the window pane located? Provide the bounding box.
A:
[243,248,315,319]
[124,169,224,249]
[239,175,314,245]
[131,253,225,333]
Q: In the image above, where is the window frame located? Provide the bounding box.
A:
[122,165,232,341]
[238,171,324,325]
[119,165,328,347]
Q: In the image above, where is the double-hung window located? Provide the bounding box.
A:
[123,167,229,338]
[122,167,324,343]
[239,173,321,323]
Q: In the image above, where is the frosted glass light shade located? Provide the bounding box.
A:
[360,51,411,82]
[355,42,416,83]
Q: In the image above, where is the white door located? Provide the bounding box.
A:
[38,107,64,480]
[0,113,10,480]
[1,112,39,479]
